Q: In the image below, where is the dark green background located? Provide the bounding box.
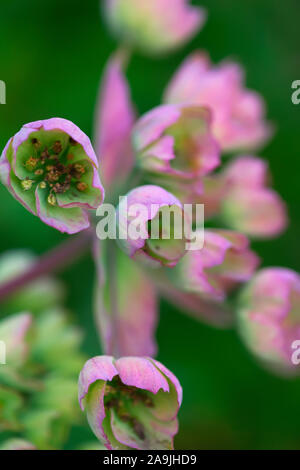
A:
[0,0,300,449]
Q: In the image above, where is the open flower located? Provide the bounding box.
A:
[238,268,300,375]
[170,230,259,302]
[117,185,189,267]
[78,356,182,450]
[103,0,206,56]
[132,105,220,189]
[164,52,272,151]
[0,118,104,234]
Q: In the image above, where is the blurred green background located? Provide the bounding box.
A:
[0,0,300,449]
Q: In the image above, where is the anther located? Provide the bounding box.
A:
[53,141,62,154]
[25,157,38,171]
[21,179,34,191]
[47,194,56,206]
[77,182,88,192]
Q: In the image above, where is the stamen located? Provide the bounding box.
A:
[21,179,34,191]
[53,141,62,154]
[35,169,44,176]
[40,149,50,163]
[77,182,88,192]
[47,194,56,206]
[39,181,47,189]
[25,156,38,171]
[74,163,85,174]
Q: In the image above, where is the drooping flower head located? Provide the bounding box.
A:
[132,105,220,191]
[164,52,272,151]
[78,356,182,450]
[103,0,206,55]
[117,185,190,267]
[170,230,259,302]
[0,118,104,234]
[238,268,300,375]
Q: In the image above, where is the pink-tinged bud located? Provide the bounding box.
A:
[0,118,105,234]
[132,105,220,185]
[78,356,182,450]
[117,185,189,267]
[164,52,272,152]
[170,230,259,302]
[103,0,206,56]
[94,51,135,189]
[238,268,300,375]
[94,242,158,357]
[221,156,287,238]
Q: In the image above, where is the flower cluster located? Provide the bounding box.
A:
[0,0,298,451]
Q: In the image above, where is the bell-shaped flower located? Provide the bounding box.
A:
[0,118,105,234]
[164,52,272,151]
[117,185,189,267]
[170,230,259,302]
[132,104,220,190]
[103,0,206,56]
[238,268,300,375]
[78,355,182,450]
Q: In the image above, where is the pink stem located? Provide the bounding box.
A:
[0,229,92,302]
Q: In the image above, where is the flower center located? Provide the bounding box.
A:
[21,136,89,206]
[104,377,154,440]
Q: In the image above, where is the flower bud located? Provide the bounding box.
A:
[164,52,272,151]
[78,355,182,450]
[0,118,104,234]
[95,51,135,189]
[199,156,287,238]
[238,268,300,375]
[221,156,287,238]
[103,0,206,55]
